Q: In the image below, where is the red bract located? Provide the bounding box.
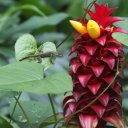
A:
[63,3,126,128]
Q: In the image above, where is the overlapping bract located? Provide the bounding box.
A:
[63,3,125,128]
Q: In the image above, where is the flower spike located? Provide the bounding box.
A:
[69,20,87,35]
[64,3,125,128]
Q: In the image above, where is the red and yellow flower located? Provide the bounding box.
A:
[63,3,127,128]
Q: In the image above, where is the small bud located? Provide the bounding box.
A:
[87,20,100,39]
[69,20,87,35]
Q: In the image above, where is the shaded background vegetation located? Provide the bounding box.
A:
[0,0,128,128]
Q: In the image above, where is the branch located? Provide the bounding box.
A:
[19,51,61,61]
[9,92,22,124]
[14,96,32,128]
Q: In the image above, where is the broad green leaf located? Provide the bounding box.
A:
[0,57,8,66]
[0,62,72,94]
[0,0,15,6]
[36,32,66,43]
[38,42,57,70]
[0,14,19,32]
[15,33,37,61]
[9,100,52,124]
[0,116,20,128]
[16,13,68,31]
[112,33,128,46]
[20,0,54,15]
[114,19,128,32]
[0,116,12,128]
[2,4,46,17]
[0,47,14,57]
[46,0,70,10]
[0,13,68,39]
[0,62,43,85]
[112,0,128,17]
[67,0,84,18]
[0,91,18,99]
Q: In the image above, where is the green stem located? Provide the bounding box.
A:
[14,96,32,128]
[83,0,97,21]
[9,91,22,124]
[56,32,72,49]
[48,94,57,122]
[38,117,64,128]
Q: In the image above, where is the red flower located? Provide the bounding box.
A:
[63,3,126,128]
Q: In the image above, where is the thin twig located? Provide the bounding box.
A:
[38,112,63,128]
[48,94,57,122]
[56,32,72,49]
[14,96,32,128]
[83,0,97,21]
[9,91,22,124]
[19,51,61,61]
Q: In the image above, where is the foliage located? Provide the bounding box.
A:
[0,0,128,128]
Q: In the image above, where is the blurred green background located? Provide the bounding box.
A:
[0,0,128,128]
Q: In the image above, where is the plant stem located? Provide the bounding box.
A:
[19,51,61,61]
[48,94,57,122]
[37,113,64,128]
[14,96,32,128]
[83,0,97,21]
[56,32,72,49]
[9,91,22,124]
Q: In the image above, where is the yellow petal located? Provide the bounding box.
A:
[69,20,87,35]
[87,20,100,39]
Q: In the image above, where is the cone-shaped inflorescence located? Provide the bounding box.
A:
[63,3,127,128]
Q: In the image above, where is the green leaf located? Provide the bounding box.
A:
[0,57,8,66]
[0,91,18,99]
[112,32,128,46]
[2,4,46,17]
[38,42,57,70]
[0,62,72,94]
[46,0,70,10]
[36,32,66,43]
[9,100,52,124]
[0,13,68,38]
[114,19,128,32]
[0,0,15,6]
[0,14,19,32]
[67,0,84,18]
[18,13,68,31]
[0,47,14,57]
[0,116,12,128]
[15,33,37,61]
[20,0,54,15]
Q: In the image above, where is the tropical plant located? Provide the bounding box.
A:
[0,0,128,128]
